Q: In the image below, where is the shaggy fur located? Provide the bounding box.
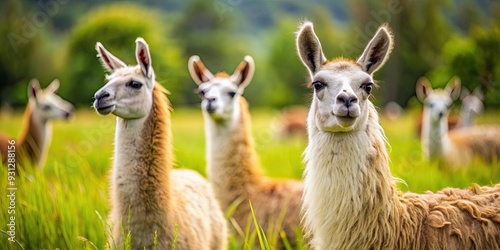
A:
[417,77,500,166]
[189,55,303,248]
[297,21,500,249]
[0,79,73,170]
[94,39,227,250]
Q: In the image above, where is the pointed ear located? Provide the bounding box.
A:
[188,55,214,85]
[473,86,484,100]
[135,38,154,82]
[231,55,255,90]
[296,21,326,78]
[95,42,127,73]
[28,78,41,100]
[416,77,432,102]
[357,24,393,75]
[445,77,461,101]
[45,79,60,93]
[460,87,470,101]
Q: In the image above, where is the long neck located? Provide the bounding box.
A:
[458,107,474,128]
[303,101,400,249]
[18,101,50,166]
[205,97,262,207]
[112,85,173,211]
[421,109,449,160]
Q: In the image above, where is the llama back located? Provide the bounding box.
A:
[448,125,500,163]
[170,169,228,250]
[404,184,500,248]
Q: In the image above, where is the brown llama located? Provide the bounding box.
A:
[188,55,303,248]
[297,21,500,249]
[0,79,74,170]
[93,38,227,249]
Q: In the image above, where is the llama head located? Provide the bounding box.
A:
[93,38,155,119]
[188,55,255,122]
[416,76,461,125]
[296,22,393,132]
[28,78,74,121]
[460,86,484,116]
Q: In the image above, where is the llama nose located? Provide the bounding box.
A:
[336,93,358,108]
[206,98,217,113]
[95,90,110,100]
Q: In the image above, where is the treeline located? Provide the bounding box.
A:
[1,0,499,108]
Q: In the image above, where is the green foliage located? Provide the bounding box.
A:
[0,0,55,106]
[59,3,184,106]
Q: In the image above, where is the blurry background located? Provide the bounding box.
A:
[1,0,499,110]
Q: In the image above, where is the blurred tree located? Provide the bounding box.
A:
[58,3,184,106]
[173,0,250,106]
[0,0,54,106]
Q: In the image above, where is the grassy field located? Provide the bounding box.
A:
[1,107,499,249]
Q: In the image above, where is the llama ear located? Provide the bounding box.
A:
[357,24,393,75]
[28,78,41,100]
[95,42,127,73]
[45,79,60,93]
[445,77,461,101]
[188,55,214,85]
[473,86,484,100]
[231,55,255,90]
[460,87,470,101]
[416,77,432,102]
[135,38,154,82]
[296,21,326,78]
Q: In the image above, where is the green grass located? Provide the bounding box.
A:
[1,107,499,249]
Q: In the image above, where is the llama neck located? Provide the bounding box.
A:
[421,109,449,160]
[458,108,474,128]
[18,101,50,166]
[112,85,173,211]
[205,97,262,207]
[303,101,399,249]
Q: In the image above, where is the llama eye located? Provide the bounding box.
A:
[362,82,373,94]
[428,103,434,108]
[128,81,143,89]
[312,81,325,91]
[42,104,51,111]
[228,91,236,98]
[198,89,206,96]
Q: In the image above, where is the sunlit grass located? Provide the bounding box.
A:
[0,107,499,249]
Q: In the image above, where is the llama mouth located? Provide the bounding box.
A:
[96,104,115,115]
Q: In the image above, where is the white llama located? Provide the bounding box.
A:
[297,21,500,249]
[417,77,500,166]
[0,79,74,170]
[457,86,484,128]
[93,38,227,250]
[188,55,303,248]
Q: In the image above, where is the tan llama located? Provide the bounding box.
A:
[297,21,500,249]
[93,38,227,250]
[188,55,303,248]
[0,79,74,170]
[417,77,500,166]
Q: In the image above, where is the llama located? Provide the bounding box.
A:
[188,55,303,248]
[456,86,484,128]
[0,79,74,170]
[297,21,500,249]
[417,77,500,166]
[274,106,308,139]
[93,38,227,250]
